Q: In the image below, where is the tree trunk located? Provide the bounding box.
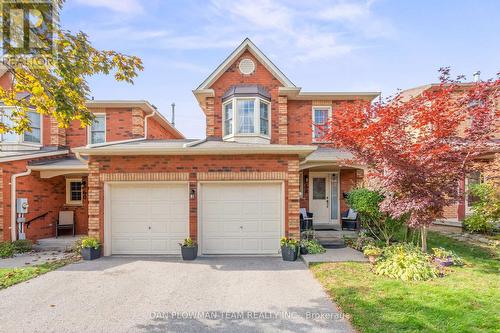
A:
[420,225,428,252]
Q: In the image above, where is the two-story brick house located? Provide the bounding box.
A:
[1,38,380,255]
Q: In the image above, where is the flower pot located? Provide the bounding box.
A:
[300,245,309,255]
[281,245,298,261]
[368,255,379,264]
[181,245,198,260]
[81,247,100,260]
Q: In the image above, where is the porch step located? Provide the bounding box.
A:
[317,238,346,249]
[33,236,81,252]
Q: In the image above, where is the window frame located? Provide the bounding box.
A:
[87,113,106,145]
[222,97,271,140]
[312,106,332,143]
[0,106,43,146]
[65,178,83,206]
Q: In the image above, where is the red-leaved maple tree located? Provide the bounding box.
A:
[325,68,499,251]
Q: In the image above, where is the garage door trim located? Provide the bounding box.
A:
[197,180,285,255]
[103,181,189,256]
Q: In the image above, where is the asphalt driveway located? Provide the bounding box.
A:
[0,256,353,333]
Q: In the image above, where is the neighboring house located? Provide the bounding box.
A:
[398,83,500,228]
[0,38,378,255]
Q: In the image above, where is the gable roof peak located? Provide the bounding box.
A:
[194,38,295,91]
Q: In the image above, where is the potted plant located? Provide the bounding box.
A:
[363,245,382,264]
[179,237,198,260]
[80,236,101,260]
[280,237,299,261]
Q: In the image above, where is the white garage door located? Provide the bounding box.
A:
[201,183,282,254]
[110,183,188,254]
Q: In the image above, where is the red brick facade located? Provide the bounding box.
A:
[0,157,88,241]
[87,155,301,242]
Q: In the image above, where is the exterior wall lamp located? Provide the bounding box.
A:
[190,189,196,200]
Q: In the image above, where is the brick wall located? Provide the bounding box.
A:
[0,157,88,241]
[208,50,284,142]
[88,154,301,244]
[147,117,180,139]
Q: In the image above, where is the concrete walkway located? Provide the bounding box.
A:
[0,251,75,269]
[0,256,354,333]
[301,247,368,266]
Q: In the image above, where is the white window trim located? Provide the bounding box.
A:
[312,106,332,143]
[87,113,106,145]
[0,107,43,146]
[222,97,271,141]
[66,178,83,206]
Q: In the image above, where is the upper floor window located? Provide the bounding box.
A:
[0,107,42,144]
[222,97,270,140]
[89,114,106,144]
[312,106,332,142]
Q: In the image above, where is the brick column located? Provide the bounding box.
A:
[278,96,288,144]
[87,160,101,239]
[49,117,66,147]
[131,108,145,138]
[189,173,198,241]
[205,97,215,137]
[287,159,300,239]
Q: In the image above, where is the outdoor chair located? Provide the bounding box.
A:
[300,208,313,231]
[341,208,359,231]
[56,211,75,237]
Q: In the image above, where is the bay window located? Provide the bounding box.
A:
[222,97,271,140]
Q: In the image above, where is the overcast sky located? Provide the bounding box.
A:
[62,0,500,138]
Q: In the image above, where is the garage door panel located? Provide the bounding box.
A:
[201,183,282,255]
[112,221,150,234]
[110,183,188,255]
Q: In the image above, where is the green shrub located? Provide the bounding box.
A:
[301,239,325,254]
[80,236,100,250]
[0,242,15,259]
[464,214,493,233]
[464,183,499,234]
[12,240,33,253]
[363,244,382,256]
[374,243,438,281]
[346,188,405,245]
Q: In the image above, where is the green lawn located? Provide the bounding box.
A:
[311,232,500,333]
[0,260,70,290]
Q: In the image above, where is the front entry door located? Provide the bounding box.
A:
[309,173,340,223]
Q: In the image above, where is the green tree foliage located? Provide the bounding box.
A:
[347,188,405,245]
[0,0,143,134]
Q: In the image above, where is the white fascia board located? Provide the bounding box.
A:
[195,38,295,91]
[28,164,89,171]
[0,150,69,163]
[73,145,317,158]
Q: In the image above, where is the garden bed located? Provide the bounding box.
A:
[311,232,499,333]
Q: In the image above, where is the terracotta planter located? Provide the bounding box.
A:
[368,255,379,264]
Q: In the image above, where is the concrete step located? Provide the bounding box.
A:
[34,236,81,252]
[316,238,346,249]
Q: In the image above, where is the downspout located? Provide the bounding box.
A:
[74,152,88,165]
[11,169,32,241]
